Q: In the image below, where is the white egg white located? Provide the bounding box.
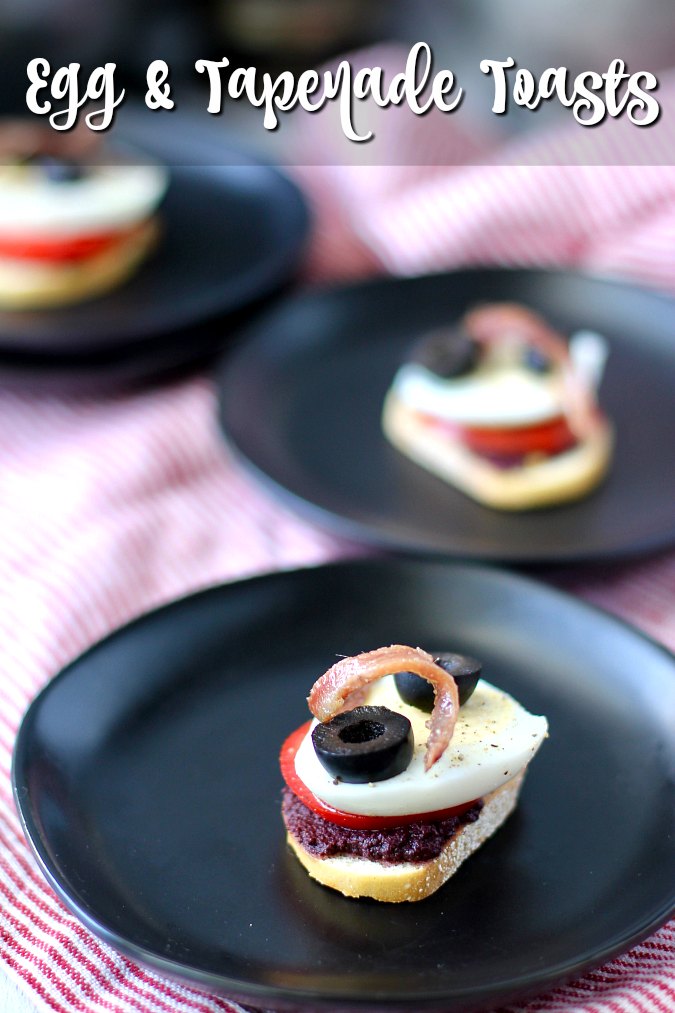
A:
[0,163,168,237]
[391,330,607,430]
[392,362,562,427]
[294,676,548,817]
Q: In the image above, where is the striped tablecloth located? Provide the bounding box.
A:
[0,88,674,1013]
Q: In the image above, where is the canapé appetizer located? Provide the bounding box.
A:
[281,645,548,902]
[0,121,167,308]
[382,304,612,510]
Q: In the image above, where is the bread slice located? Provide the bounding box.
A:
[382,390,613,511]
[0,217,159,309]
[286,770,525,903]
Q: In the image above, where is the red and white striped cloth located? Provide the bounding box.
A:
[1,67,674,1013]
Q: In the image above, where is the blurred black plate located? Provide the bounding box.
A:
[216,269,675,564]
[13,558,675,1012]
[0,145,309,385]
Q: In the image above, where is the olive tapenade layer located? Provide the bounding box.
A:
[282,787,483,864]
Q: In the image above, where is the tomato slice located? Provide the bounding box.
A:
[280,721,477,830]
[422,413,577,457]
[0,228,134,263]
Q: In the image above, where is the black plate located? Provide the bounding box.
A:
[13,559,675,1012]
[216,269,675,564]
[0,137,309,385]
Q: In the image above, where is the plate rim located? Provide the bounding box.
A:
[11,557,675,1011]
[216,267,675,566]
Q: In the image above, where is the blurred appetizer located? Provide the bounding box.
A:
[280,644,548,902]
[382,303,613,510]
[0,121,168,309]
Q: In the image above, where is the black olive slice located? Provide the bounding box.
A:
[395,653,482,712]
[311,706,413,783]
[522,345,553,374]
[409,327,481,379]
[27,155,86,183]
[393,671,435,712]
[436,652,482,706]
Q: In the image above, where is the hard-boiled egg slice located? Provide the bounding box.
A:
[392,361,564,427]
[0,162,168,238]
[294,676,548,817]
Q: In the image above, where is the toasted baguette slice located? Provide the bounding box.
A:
[0,217,159,309]
[382,390,613,511]
[286,770,525,903]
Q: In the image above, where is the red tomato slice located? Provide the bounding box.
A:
[280,721,477,830]
[422,413,577,457]
[0,228,133,263]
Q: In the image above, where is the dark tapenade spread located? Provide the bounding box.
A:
[282,787,483,864]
